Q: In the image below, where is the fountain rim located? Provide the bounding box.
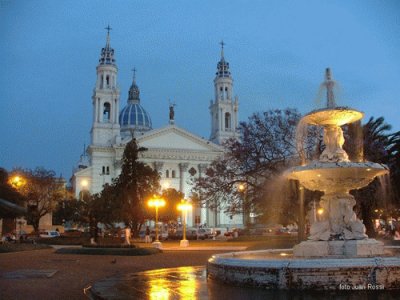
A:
[208,247,400,269]
[288,161,389,173]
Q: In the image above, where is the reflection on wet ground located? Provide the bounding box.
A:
[87,266,400,300]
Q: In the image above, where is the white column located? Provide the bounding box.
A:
[179,163,189,193]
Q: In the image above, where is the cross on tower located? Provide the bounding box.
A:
[220,40,225,58]
[132,67,137,80]
[105,25,112,35]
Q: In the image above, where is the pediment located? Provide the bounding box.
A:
[129,125,223,152]
[74,166,92,177]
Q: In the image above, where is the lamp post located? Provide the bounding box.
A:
[9,175,26,240]
[238,183,249,226]
[148,196,166,249]
[178,201,192,247]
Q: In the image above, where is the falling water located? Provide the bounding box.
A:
[345,120,364,162]
[263,174,295,226]
[313,68,344,110]
[377,174,393,217]
[295,118,308,166]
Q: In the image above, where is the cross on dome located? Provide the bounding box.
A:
[132,67,137,81]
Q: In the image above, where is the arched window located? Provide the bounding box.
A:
[172,170,176,178]
[166,170,169,178]
[106,75,110,87]
[100,75,104,89]
[225,87,229,99]
[103,102,111,122]
[225,112,231,130]
[102,166,105,174]
[106,166,110,175]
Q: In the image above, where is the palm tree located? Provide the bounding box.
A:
[351,117,399,237]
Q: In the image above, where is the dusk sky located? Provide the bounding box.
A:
[1,0,399,180]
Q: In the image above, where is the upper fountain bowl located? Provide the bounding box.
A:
[303,107,363,126]
[287,161,388,193]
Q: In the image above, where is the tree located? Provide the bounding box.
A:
[52,186,76,225]
[112,139,160,236]
[347,117,400,237]
[159,188,185,223]
[13,167,65,233]
[193,108,318,225]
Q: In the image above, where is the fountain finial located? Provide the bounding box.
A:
[325,67,336,108]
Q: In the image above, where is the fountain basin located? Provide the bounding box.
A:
[207,249,400,290]
[287,161,388,193]
[303,107,363,126]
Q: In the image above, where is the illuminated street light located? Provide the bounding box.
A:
[80,179,89,201]
[237,183,251,226]
[148,196,166,249]
[317,208,324,216]
[81,179,88,189]
[9,175,26,189]
[177,201,192,247]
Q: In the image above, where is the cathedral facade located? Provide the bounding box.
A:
[72,31,241,228]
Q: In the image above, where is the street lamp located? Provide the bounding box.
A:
[148,196,166,248]
[9,175,26,189]
[81,179,88,189]
[237,183,249,226]
[80,179,89,201]
[8,175,27,239]
[177,200,192,247]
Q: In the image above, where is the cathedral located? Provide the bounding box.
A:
[72,30,242,228]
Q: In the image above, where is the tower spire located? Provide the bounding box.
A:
[99,25,115,65]
[216,41,230,78]
[105,25,112,48]
[220,40,225,59]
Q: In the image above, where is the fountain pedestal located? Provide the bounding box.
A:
[293,239,384,257]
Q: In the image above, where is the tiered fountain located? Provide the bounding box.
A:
[207,69,400,290]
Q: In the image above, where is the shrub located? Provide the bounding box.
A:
[55,247,160,256]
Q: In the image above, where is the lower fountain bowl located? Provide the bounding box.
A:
[287,161,388,193]
[207,248,400,290]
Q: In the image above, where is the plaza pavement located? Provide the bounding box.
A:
[0,243,241,300]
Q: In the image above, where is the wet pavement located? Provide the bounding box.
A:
[86,266,400,300]
[86,266,276,299]
[1,269,58,279]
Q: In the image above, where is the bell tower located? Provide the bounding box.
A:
[209,41,239,144]
[91,26,121,146]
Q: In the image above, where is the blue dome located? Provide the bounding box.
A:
[119,103,152,132]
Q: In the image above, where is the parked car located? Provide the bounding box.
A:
[170,228,198,240]
[39,230,60,238]
[150,230,168,241]
[197,228,213,240]
[62,229,83,237]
